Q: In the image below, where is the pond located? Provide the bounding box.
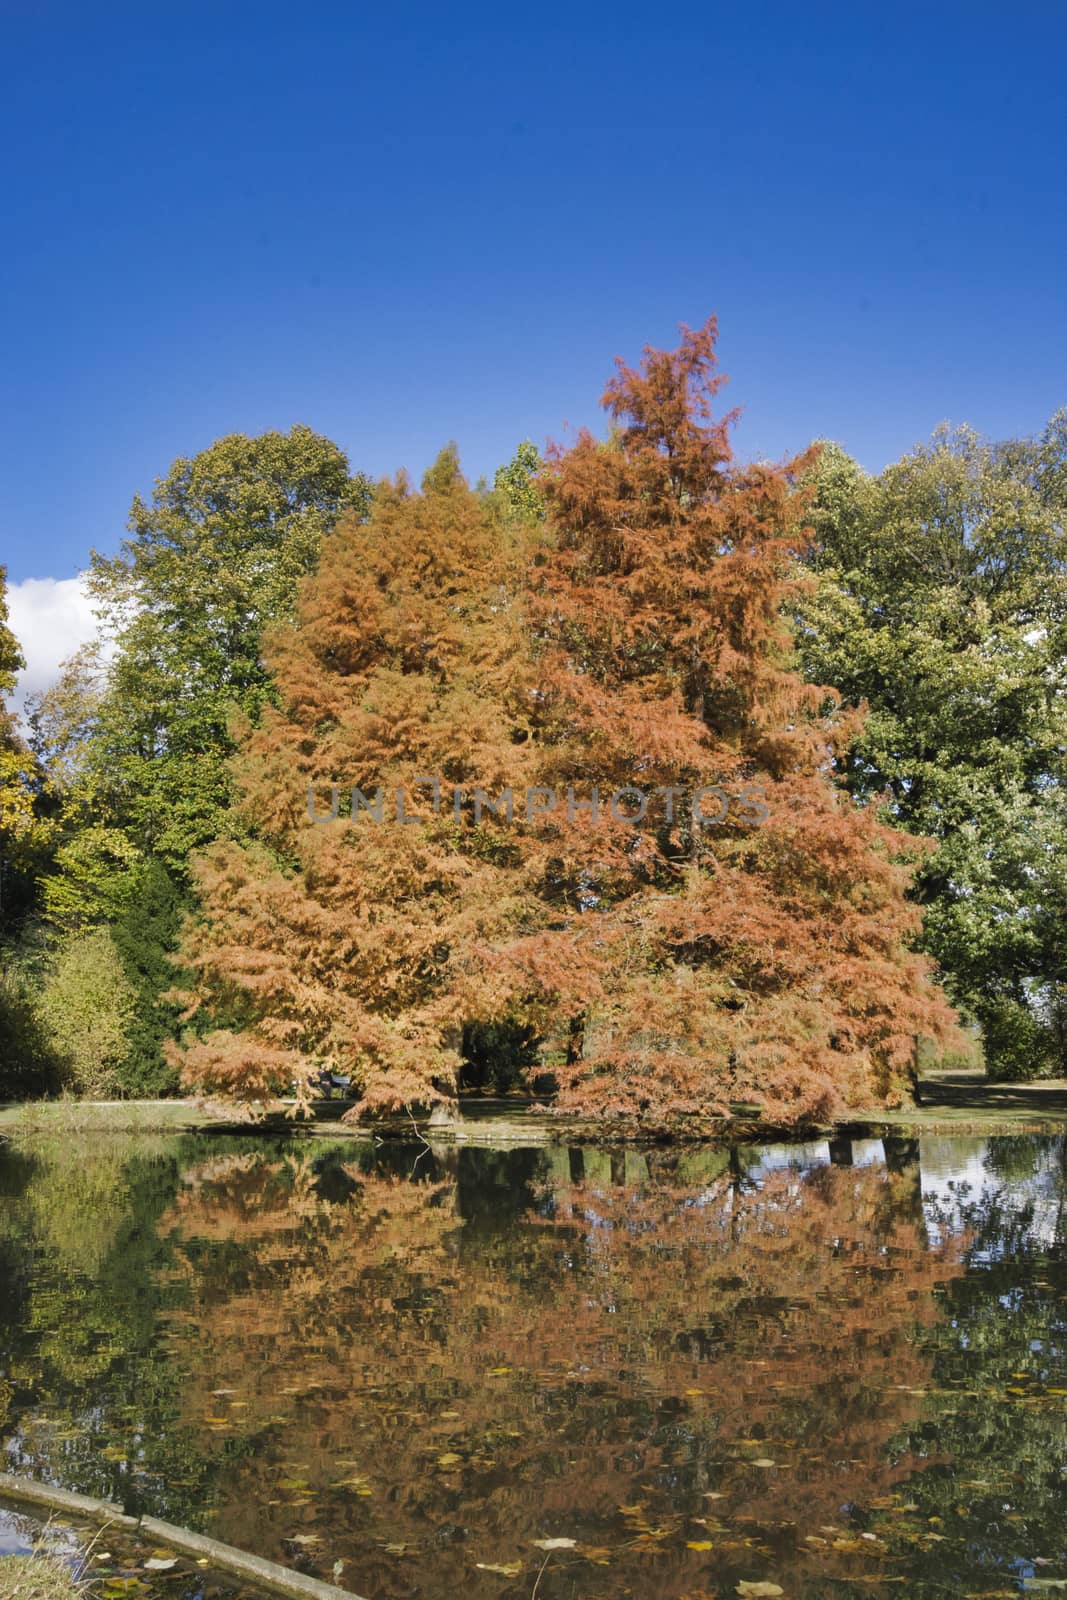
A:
[1,1130,1066,1599]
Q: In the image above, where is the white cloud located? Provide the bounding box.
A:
[6,574,105,717]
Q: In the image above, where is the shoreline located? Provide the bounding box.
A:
[3,1075,1067,1144]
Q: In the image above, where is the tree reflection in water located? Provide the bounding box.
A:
[3,1134,1067,1598]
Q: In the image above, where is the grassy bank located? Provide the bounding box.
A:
[3,1076,1067,1145]
[0,1099,227,1135]
[0,1553,86,1600]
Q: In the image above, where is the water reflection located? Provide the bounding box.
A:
[1,1131,1066,1597]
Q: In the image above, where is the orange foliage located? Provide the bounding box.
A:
[171,446,539,1113]
[508,318,958,1120]
[153,1145,965,1599]
[172,321,958,1122]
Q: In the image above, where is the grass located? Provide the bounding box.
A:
[0,1099,224,1135]
[0,1553,89,1600]
[865,1071,1067,1130]
[3,1074,1067,1146]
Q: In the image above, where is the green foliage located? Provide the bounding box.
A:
[109,859,188,1096]
[0,940,63,1099]
[0,566,39,917]
[41,826,143,929]
[797,421,1067,1078]
[979,994,1058,1080]
[493,439,546,520]
[0,1133,224,1518]
[36,928,138,1098]
[0,564,23,697]
[85,425,371,872]
[14,429,371,1100]
[460,1019,542,1093]
[26,642,105,801]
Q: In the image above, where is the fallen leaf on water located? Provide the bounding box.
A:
[437,1453,463,1467]
[751,1459,776,1468]
[686,1540,714,1551]
[736,1584,784,1598]
[533,1538,577,1550]
[476,1561,523,1577]
[143,1559,177,1572]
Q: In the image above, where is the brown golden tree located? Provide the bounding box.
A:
[172,447,540,1113]
[174,322,958,1122]
[497,318,958,1121]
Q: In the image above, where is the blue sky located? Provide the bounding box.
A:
[2,0,1066,599]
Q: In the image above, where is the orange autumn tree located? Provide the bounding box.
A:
[172,447,541,1113]
[174,320,958,1122]
[495,316,958,1120]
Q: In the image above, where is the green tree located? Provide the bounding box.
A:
[85,425,372,872]
[797,421,1067,1077]
[0,565,36,916]
[36,926,137,1097]
[22,430,371,1098]
[109,859,186,1096]
[493,439,546,520]
[26,641,106,801]
[0,569,58,1096]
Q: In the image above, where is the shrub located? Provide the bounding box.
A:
[979,995,1056,1082]
[0,942,63,1099]
[37,928,137,1098]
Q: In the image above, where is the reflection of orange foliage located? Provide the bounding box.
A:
[156,1150,963,1600]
